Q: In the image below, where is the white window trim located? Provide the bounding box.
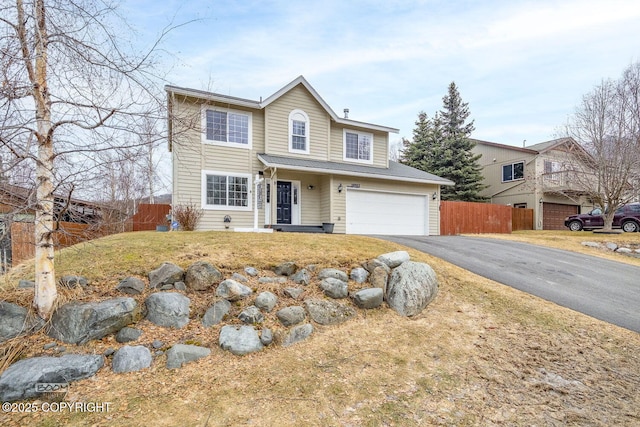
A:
[201,170,252,211]
[288,109,310,154]
[343,129,374,164]
[201,106,253,150]
[502,161,525,183]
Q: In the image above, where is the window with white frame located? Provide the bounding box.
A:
[502,161,524,182]
[343,130,373,163]
[203,107,251,147]
[289,110,309,153]
[203,171,251,210]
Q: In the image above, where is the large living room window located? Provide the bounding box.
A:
[202,171,251,210]
[502,161,524,182]
[343,130,373,164]
[203,107,251,148]
[289,109,309,154]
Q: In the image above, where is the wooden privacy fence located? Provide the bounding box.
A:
[128,203,171,231]
[440,201,533,235]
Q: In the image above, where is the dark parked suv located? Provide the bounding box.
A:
[564,203,640,232]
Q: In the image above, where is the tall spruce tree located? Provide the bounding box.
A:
[402,82,487,202]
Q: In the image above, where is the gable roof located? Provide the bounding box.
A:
[165,75,399,134]
[257,154,454,186]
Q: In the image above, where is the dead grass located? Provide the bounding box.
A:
[1,231,639,426]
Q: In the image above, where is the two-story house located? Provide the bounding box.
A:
[471,137,595,230]
[166,76,453,235]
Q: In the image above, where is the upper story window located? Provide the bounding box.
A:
[202,107,252,149]
[289,110,309,154]
[343,130,373,164]
[502,161,524,182]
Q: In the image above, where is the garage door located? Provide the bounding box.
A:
[346,190,428,235]
[543,203,579,230]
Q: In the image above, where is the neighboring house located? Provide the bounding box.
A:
[471,137,596,230]
[166,76,453,235]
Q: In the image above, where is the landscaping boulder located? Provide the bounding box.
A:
[276,306,306,326]
[281,323,314,347]
[291,268,311,285]
[48,297,139,344]
[318,268,348,282]
[320,277,348,299]
[254,291,278,312]
[369,264,390,295]
[362,258,388,273]
[283,287,304,299]
[0,354,104,402]
[145,292,190,328]
[260,328,273,346]
[166,344,211,369]
[378,251,410,268]
[216,279,253,301]
[274,261,297,276]
[258,277,287,284]
[59,275,89,289]
[115,327,142,343]
[202,300,231,326]
[116,277,145,295]
[304,299,356,325]
[112,345,152,373]
[0,301,44,343]
[386,261,438,317]
[18,280,35,288]
[353,288,384,309]
[219,325,264,355]
[350,267,369,283]
[239,305,264,324]
[185,261,222,291]
[148,262,185,289]
[231,273,248,283]
[244,266,259,277]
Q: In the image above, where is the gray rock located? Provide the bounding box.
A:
[115,327,142,343]
[617,247,633,253]
[216,279,253,301]
[581,241,600,248]
[48,298,139,344]
[148,262,185,289]
[202,300,231,326]
[260,328,273,346]
[320,278,348,299]
[0,354,104,402]
[291,269,310,285]
[112,346,152,373]
[353,288,384,309]
[386,261,438,317]
[103,348,116,357]
[244,266,259,277]
[116,277,145,295]
[145,292,190,328]
[18,280,35,288]
[254,292,278,312]
[369,264,390,295]
[350,267,369,283]
[362,258,388,273]
[152,340,164,349]
[160,283,174,290]
[44,342,57,350]
[605,242,618,251]
[166,344,211,369]
[0,301,44,343]
[174,281,187,291]
[304,299,356,325]
[274,261,297,276]
[283,287,304,299]
[281,323,314,347]
[238,305,264,324]
[59,275,89,288]
[258,277,287,284]
[185,261,222,291]
[276,306,306,326]
[231,273,248,283]
[318,268,348,282]
[378,251,410,268]
[219,325,264,355]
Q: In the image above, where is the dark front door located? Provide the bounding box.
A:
[277,181,292,224]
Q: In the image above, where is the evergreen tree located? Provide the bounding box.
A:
[402,82,487,202]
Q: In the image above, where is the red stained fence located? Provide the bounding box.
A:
[440,201,533,235]
[129,204,171,231]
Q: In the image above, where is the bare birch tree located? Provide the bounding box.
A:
[565,62,640,230]
[0,0,179,318]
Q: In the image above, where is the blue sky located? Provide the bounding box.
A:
[123,0,640,149]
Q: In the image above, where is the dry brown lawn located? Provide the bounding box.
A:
[1,230,639,427]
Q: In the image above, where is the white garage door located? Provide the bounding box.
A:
[346,189,428,235]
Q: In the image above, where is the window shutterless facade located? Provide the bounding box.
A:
[202,171,251,210]
[288,109,309,154]
[202,107,252,148]
[502,161,524,182]
[343,130,373,164]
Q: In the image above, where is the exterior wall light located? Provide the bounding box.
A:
[337,183,343,193]
[223,215,232,229]
[432,192,437,200]
[307,185,314,190]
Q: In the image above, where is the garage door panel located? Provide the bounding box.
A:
[543,203,578,230]
[346,190,428,235]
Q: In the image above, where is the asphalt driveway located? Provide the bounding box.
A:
[380,235,640,333]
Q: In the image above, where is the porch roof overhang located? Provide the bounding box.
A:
[257,154,454,186]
